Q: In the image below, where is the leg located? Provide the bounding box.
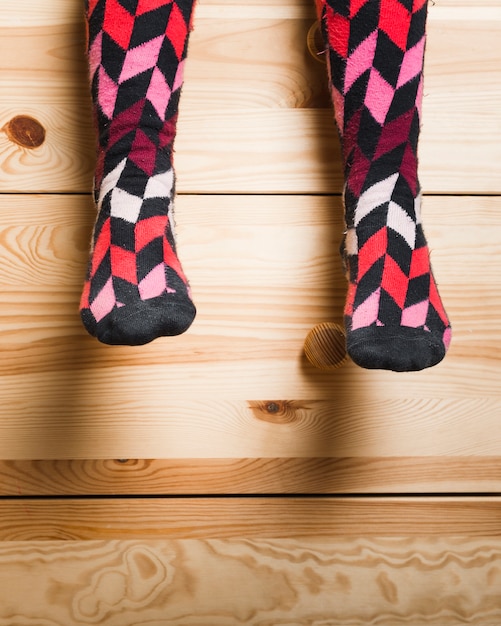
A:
[317,0,451,371]
[80,0,197,345]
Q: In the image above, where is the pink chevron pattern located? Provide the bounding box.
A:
[119,36,164,83]
[344,30,377,92]
[317,0,451,370]
[80,0,197,345]
[364,68,395,124]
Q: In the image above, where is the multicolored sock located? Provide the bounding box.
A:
[80,0,197,345]
[317,0,451,371]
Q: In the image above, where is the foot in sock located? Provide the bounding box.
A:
[80,0,197,345]
[318,0,451,371]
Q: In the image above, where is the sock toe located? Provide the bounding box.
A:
[347,326,447,372]
[82,296,196,346]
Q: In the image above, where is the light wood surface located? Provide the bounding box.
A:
[1,0,500,193]
[0,536,499,625]
[0,457,501,496]
[0,193,499,464]
[0,497,501,540]
[1,0,501,622]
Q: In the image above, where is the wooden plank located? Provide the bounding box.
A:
[1,3,500,194]
[0,6,94,192]
[0,497,500,540]
[438,0,501,5]
[1,458,501,496]
[1,392,501,459]
[0,536,500,624]
[421,5,501,193]
[0,194,499,460]
[0,0,314,26]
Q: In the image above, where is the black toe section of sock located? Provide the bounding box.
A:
[347,326,447,372]
[82,296,196,346]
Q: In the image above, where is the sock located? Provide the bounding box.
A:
[318,0,451,371]
[80,0,197,345]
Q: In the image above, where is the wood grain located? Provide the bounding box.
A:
[0,1,500,622]
[0,497,500,540]
[1,2,500,193]
[1,393,501,459]
[1,458,500,496]
[0,193,499,460]
[0,536,500,624]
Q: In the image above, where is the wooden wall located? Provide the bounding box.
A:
[0,0,500,622]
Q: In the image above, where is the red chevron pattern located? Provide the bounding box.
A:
[80,0,196,345]
[318,0,451,370]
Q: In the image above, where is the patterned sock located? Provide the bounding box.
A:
[318,0,451,371]
[80,0,197,345]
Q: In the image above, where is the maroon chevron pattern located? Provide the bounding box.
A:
[317,0,451,370]
[80,0,196,345]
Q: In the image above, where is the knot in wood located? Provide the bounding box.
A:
[4,115,46,148]
[266,402,280,414]
[248,400,302,424]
